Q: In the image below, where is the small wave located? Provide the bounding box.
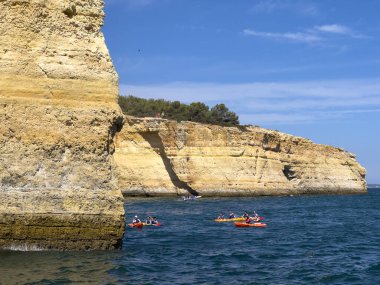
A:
[4,244,45,252]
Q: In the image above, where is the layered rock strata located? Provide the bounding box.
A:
[0,0,125,250]
[115,117,366,197]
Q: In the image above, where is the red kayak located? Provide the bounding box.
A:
[128,222,143,229]
[234,222,267,228]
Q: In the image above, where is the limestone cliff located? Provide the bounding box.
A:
[0,0,125,250]
[115,117,366,197]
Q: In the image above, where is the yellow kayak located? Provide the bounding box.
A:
[142,222,162,227]
[214,217,245,222]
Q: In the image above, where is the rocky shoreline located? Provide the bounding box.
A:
[0,0,366,250]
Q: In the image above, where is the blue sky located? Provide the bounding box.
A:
[103,0,380,183]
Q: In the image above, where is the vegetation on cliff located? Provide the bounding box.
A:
[118,95,240,126]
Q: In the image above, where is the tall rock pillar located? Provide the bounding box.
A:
[0,0,125,250]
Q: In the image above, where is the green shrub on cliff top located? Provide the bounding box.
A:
[118,95,240,126]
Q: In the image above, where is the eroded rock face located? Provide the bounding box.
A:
[115,117,366,197]
[0,0,125,250]
[0,0,118,105]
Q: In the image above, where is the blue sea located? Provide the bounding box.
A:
[1,189,379,285]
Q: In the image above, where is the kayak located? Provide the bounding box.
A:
[142,222,162,227]
[128,222,143,229]
[214,217,245,222]
[234,222,267,228]
[181,195,202,201]
[214,217,264,222]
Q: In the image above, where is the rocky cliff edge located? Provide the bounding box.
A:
[114,117,366,197]
[0,0,125,250]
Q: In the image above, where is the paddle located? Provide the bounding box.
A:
[243,210,265,221]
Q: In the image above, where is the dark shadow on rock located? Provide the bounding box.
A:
[141,132,199,196]
[283,165,296,181]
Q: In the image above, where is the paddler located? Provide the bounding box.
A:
[217,213,224,219]
[132,215,141,224]
[229,212,236,219]
[252,211,260,221]
[243,211,249,219]
[152,217,159,225]
[145,216,153,225]
[245,215,251,224]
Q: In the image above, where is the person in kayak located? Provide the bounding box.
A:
[152,217,159,225]
[245,215,251,224]
[252,211,260,221]
[217,213,224,219]
[229,212,236,219]
[243,211,249,219]
[145,216,153,225]
[132,215,141,224]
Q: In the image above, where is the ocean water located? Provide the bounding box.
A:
[0,189,379,285]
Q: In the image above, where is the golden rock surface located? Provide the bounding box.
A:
[115,117,366,197]
[0,0,125,250]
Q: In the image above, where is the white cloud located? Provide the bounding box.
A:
[240,108,380,124]
[314,24,351,34]
[313,24,368,39]
[119,78,380,125]
[243,29,320,43]
[244,24,367,45]
[243,29,322,44]
[250,0,319,16]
